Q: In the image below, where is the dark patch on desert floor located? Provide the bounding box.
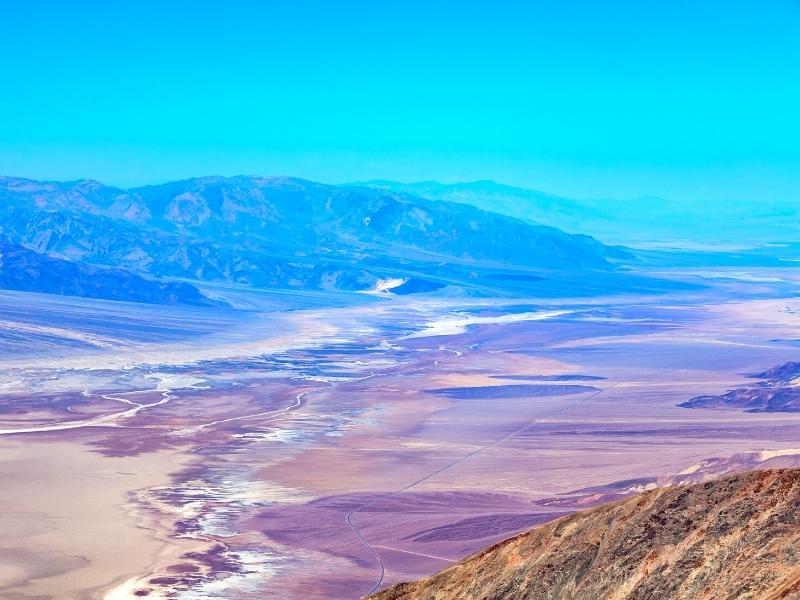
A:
[424,384,600,399]
[490,373,607,381]
[404,512,565,542]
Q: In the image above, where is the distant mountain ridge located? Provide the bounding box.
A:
[0,175,637,300]
[356,179,800,248]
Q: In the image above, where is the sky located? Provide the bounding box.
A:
[1,0,800,202]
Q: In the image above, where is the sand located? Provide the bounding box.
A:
[0,435,189,600]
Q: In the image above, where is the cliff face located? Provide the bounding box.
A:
[369,469,800,600]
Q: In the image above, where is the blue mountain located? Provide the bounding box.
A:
[0,239,219,305]
[0,175,639,300]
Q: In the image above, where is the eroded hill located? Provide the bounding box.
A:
[369,469,800,600]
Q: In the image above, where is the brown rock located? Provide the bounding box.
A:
[368,469,800,600]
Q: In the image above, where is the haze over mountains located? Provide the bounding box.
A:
[0,175,643,304]
[360,179,800,249]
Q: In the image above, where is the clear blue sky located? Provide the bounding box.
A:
[2,0,800,202]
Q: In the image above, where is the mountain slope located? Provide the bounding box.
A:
[369,469,800,600]
[0,176,632,295]
[0,239,218,305]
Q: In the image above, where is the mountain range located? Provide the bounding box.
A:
[0,175,644,304]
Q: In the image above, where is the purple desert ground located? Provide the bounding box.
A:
[5,270,800,598]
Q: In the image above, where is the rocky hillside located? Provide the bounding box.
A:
[0,240,219,305]
[369,469,800,600]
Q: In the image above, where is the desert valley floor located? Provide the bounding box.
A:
[4,268,800,599]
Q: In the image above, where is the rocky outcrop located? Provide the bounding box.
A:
[680,362,800,412]
[369,469,800,600]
